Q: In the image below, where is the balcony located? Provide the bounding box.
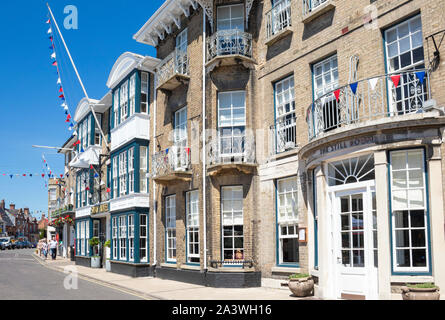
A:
[207,134,256,176]
[270,115,298,155]
[157,49,190,91]
[110,113,150,152]
[51,204,75,218]
[152,146,192,185]
[206,29,255,71]
[302,0,335,23]
[306,69,434,141]
[265,0,292,46]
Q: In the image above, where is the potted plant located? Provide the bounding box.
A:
[104,240,111,272]
[288,274,314,297]
[401,283,440,300]
[89,237,101,268]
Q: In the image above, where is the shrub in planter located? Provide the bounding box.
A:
[288,274,314,297]
[401,283,440,300]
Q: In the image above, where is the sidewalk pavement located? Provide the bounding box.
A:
[33,254,314,300]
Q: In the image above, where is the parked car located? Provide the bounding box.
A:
[1,239,15,250]
[0,239,6,250]
[23,241,33,249]
[14,241,24,249]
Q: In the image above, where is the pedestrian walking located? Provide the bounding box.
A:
[49,237,57,260]
[42,241,48,260]
[37,241,43,257]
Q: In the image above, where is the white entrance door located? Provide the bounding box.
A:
[333,183,378,300]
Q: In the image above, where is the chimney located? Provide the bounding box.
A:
[9,204,15,211]
[0,200,4,209]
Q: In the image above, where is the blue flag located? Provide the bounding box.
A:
[350,82,358,95]
[415,71,426,85]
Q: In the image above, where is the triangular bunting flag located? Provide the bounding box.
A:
[46,19,51,24]
[391,75,401,88]
[59,87,63,93]
[415,71,426,85]
[57,78,62,84]
[334,89,341,102]
[51,52,56,59]
[349,82,358,95]
[52,61,58,67]
[369,78,379,91]
[59,94,65,99]
[47,27,52,34]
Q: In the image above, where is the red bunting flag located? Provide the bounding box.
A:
[60,174,63,178]
[52,61,58,66]
[106,188,111,193]
[391,75,401,88]
[90,165,94,170]
[334,89,341,102]
[46,19,51,24]
[42,174,45,178]
[23,174,26,177]
[59,94,65,99]
[59,87,63,93]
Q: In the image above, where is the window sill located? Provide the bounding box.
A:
[302,1,335,24]
[272,266,301,275]
[181,264,201,271]
[265,27,293,47]
[391,275,434,284]
[160,262,177,269]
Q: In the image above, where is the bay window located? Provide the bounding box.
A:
[120,80,129,122]
[129,74,136,117]
[277,177,299,265]
[113,90,119,128]
[128,147,135,194]
[186,191,200,264]
[112,157,118,198]
[390,149,430,273]
[119,152,128,196]
[165,195,176,262]
[140,146,148,193]
[221,186,244,262]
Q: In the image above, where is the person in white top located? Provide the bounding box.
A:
[49,237,58,260]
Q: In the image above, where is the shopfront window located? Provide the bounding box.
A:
[390,149,429,273]
[119,215,127,261]
[186,191,200,264]
[140,214,148,263]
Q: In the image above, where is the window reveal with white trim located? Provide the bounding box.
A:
[119,215,127,261]
[140,146,148,193]
[128,147,135,194]
[390,149,429,273]
[186,191,200,263]
[277,177,299,264]
[165,195,177,262]
[221,186,244,262]
[112,217,118,259]
[128,215,135,262]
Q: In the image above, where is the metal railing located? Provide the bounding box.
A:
[207,134,256,166]
[266,0,292,41]
[152,145,191,178]
[303,0,329,16]
[206,29,253,62]
[210,260,254,269]
[156,49,189,88]
[270,115,298,154]
[307,69,431,140]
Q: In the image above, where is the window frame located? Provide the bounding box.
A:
[165,195,177,263]
[186,190,200,264]
[139,214,148,263]
[221,186,244,263]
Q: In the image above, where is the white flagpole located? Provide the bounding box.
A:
[46,3,109,150]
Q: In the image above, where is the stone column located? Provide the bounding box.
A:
[427,143,445,300]
[315,165,331,299]
[374,151,392,300]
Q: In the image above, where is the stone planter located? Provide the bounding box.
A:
[288,277,314,297]
[91,256,101,269]
[401,286,440,300]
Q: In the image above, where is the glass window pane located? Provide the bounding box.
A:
[410,210,425,228]
[395,230,410,248]
[394,211,409,228]
[412,249,427,267]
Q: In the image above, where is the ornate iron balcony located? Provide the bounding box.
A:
[152,145,191,182]
[206,29,253,62]
[266,0,292,42]
[156,49,189,90]
[270,115,298,155]
[207,133,256,167]
[306,69,432,141]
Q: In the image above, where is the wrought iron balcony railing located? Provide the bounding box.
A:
[152,145,191,179]
[266,0,292,42]
[206,29,253,62]
[270,115,298,154]
[207,134,256,166]
[156,49,189,89]
[306,69,431,141]
[302,0,329,16]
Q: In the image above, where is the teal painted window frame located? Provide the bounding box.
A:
[185,190,200,266]
[388,147,432,276]
[75,217,92,257]
[275,177,300,268]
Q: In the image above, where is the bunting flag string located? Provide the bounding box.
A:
[46,16,76,132]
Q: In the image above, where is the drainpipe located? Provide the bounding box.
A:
[153,72,158,267]
[202,10,207,271]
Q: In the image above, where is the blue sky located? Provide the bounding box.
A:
[0,0,162,218]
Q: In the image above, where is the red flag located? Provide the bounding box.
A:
[106,188,111,193]
[42,174,45,178]
[52,61,58,66]
[46,19,51,24]
[59,94,65,99]
[59,87,63,93]
[334,89,341,102]
[90,165,94,170]
[60,174,63,178]
[23,174,26,177]
[67,114,71,119]
[391,75,401,88]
